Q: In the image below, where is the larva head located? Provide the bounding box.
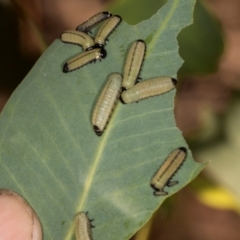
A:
[99,48,107,59]
[63,63,69,73]
[178,147,187,153]
[136,39,145,43]
[171,78,178,85]
[93,125,103,136]
[94,43,104,49]
[86,46,95,51]
[103,11,113,18]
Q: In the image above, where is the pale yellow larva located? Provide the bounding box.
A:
[61,30,94,51]
[63,48,106,73]
[75,212,94,240]
[121,76,177,103]
[94,15,122,48]
[151,147,187,196]
[92,72,122,136]
[76,12,112,33]
[122,40,146,90]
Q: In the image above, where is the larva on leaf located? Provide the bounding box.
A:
[121,76,177,103]
[151,147,187,196]
[61,30,94,51]
[63,48,106,73]
[75,211,94,240]
[122,40,146,90]
[92,72,122,136]
[94,15,122,48]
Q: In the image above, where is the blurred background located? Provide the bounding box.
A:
[1,0,240,239]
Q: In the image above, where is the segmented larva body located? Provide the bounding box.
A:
[151,147,187,196]
[76,11,112,33]
[63,48,106,73]
[122,40,146,90]
[92,72,122,136]
[61,30,94,51]
[94,15,122,48]
[75,212,93,240]
[121,76,177,103]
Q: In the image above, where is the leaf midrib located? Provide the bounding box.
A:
[63,0,182,238]
[147,0,179,54]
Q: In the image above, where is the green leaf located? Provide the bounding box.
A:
[0,0,205,239]
[109,0,224,76]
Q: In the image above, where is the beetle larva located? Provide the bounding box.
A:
[94,15,122,48]
[151,147,187,196]
[76,11,112,33]
[61,30,94,51]
[121,76,177,103]
[92,72,122,136]
[122,40,146,90]
[63,48,106,73]
[75,212,94,240]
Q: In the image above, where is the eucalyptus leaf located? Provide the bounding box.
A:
[109,0,224,76]
[0,0,205,239]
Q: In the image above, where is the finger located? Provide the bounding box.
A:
[0,189,42,240]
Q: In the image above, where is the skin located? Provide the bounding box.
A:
[0,189,42,240]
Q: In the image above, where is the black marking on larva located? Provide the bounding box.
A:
[136,77,142,84]
[171,78,178,85]
[179,146,187,152]
[63,63,69,73]
[85,212,95,227]
[102,11,112,17]
[121,87,126,91]
[86,46,95,51]
[94,43,104,49]
[93,125,102,136]
[99,48,107,59]
[119,94,126,104]
[89,219,95,228]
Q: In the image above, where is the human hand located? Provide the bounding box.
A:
[0,189,42,240]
